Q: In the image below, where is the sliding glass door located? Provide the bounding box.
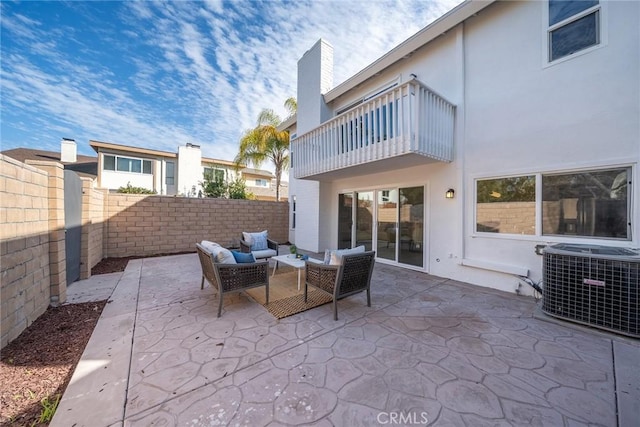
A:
[338,193,353,249]
[339,186,424,269]
[398,186,424,267]
[355,191,374,251]
[377,189,398,261]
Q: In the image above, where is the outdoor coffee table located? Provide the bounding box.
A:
[271,254,322,290]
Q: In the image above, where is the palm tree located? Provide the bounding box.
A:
[284,97,297,119]
[236,103,293,202]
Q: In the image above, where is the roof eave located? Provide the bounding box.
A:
[324,0,494,103]
[89,140,177,158]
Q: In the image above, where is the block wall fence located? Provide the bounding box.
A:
[0,154,289,349]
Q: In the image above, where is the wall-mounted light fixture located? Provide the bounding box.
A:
[445,189,455,199]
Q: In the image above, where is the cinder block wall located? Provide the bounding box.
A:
[80,179,105,279]
[104,194,289,258]
[0,155,53,348]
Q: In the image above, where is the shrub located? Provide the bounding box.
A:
[117,183,156,194]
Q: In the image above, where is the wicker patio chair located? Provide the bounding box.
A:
[196,243,269,317]
[304,251,376,320]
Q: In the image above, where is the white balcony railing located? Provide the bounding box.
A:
[292,79,455,179]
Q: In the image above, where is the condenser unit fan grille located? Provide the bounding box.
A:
[542,245,639,338]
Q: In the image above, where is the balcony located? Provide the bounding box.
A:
[292,79,455,180]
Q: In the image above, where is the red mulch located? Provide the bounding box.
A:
[0,301,106,426]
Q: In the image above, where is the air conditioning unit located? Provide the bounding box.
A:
[542,243,640,338]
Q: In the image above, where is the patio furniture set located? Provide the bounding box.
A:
[196,230,375,320]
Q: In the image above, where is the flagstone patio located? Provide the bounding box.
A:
[51,251,639,426]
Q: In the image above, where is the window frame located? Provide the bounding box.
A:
[103,154,152,175]
[543,0,606,67]
[474,165,633,242]
[203,166,226,183]
[166,161,175,186]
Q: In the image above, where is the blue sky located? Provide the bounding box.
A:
[1,0,462,165]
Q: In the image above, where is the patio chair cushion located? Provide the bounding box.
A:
[324,245,366,265]
[200,240,221,254]
[210,246,237,264]
[231,250,256,263]
[251,248,278,259]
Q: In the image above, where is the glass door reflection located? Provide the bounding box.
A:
[377,189,398,261]
[398,186,423,267]
[338,193,353,249]
[355,192,374,251]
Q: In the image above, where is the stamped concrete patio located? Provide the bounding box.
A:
[51,251,639,426]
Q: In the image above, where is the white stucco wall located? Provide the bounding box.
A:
[101,170,154,191]
[457,0,639,291]
[177,145,202,196]
[294,0,639,295]
[292,39,334,251]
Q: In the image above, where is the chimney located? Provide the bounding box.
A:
[60,138,77,163]
[297,39,334,135]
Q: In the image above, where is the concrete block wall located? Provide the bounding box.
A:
[0,155,53,348]
[104,194,289,258]
[29,160,67,305]
[80,179,105,279]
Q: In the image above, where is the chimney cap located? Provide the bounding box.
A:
[62,137,75,142]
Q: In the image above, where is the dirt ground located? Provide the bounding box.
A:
[0,257,129,426]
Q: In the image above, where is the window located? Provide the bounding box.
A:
[542,168,629,239]
[475,167,631,240]
[166,161,175,185]
[476,176,536,235]
[255,179,268,187]
[203,167,225,182]
[104,155,115,171]
[548,0,600,62]
[103,154,152,174]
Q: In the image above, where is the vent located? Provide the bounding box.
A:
[542,244,640,337]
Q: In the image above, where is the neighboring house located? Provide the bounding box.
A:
[1,139,98,182]
[90,140,284,199]
[241,167,289,201]
[285,0,639,295]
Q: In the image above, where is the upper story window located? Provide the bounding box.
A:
[103,154,152,174]
[203,167,225,182]
[255,179,269,187]
[548,0,600,62]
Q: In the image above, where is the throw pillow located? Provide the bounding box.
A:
[231,250,256,263]
[242,232,254,246]
[211,246,237,264]
[251,234,268,251]
[329,245,366,265]
[200,240,221,254]
[243,230,268,247]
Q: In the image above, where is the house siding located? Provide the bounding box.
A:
[292,0,639,295]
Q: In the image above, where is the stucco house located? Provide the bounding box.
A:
[285,0,639,296]
[89,140,286,199]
